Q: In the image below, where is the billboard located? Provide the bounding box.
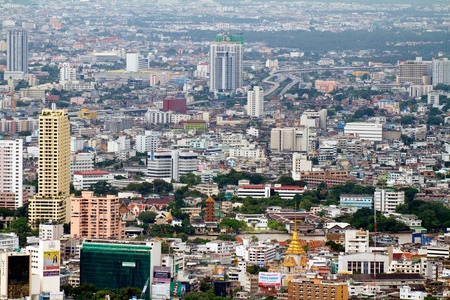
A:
[258,272,281,286]
[43,249,60,277]
[170,282,186,298]
[217,266,225,278]
[153,266,171,283]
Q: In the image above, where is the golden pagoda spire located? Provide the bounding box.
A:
[285,203,305,255]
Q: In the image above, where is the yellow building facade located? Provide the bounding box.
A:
[77,109,97,120]
[29,105,71,228]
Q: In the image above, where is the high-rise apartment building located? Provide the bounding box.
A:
[135,132,161,153]
[59,62,76,82]
[6,29,28,79]
[374,188,405,213]
[270,127,309,152]
[432,58,450,86]
[397,58,431,85]
[71,191,124,239]
[147,150,198,181]
[29,104,70,228]
[247,86,264,117]
[0,139,24,209]
[210,33,243,92]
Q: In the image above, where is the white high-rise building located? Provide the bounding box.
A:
[292,153,312,180]
[26,240,61,294]
[70,153,94,181]
[59,63,76,82]
[70,136,85,152]
[147,150,198,181]
[374,189,405,213]
[126,52,139,73]
[247,86,264,117]
[136,132,161,153]
[210,38,243,92]
[428,92,440,106]
[270,127,309,152]
[432,58,450,86]
[39,221,64,241]
[344,122,383,142]
[6,29,28,79]
[0,139,24,209]
[300,109,328,130]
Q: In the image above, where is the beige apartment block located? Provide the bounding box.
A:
[71,191,124,239]
[29,105,70,228]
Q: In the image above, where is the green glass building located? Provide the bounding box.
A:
[215,33,244,45]
[80,242,159,299]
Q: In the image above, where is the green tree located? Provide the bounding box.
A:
[90,181,118,196]
[179,172,201,186]
[184,292,210,300]
[137,211,158,224]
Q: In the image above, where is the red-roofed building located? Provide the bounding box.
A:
[73,170,113,190]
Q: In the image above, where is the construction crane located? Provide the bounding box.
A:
[139,277,150,300]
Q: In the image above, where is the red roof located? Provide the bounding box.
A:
[239,185,265,189]
[73,171,110,175]
[271,186,304,190]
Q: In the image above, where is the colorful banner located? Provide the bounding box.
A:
[217,266,225,278]
[170,282,184,298]
[258,272,281,286]
[43,250,60,277]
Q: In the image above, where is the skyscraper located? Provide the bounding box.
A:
[432,58,450,85]
[247,86,264,117]
[29,104,70,228]
[6,29,28,79]
[209,33,243,93]
[397,58,431,85]
[0,139,24,209]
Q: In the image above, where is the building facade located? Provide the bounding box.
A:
[147,150,198,181]
[374,189,405,213]
[29,105,71,228]
[270,127,309,152]
[0,139,24,209]
[344,122,383,142]
[339,194,373,209]
[6,29,28,77]
[71,191,124,239]
[247,86,264,118]
[209,34,243,92]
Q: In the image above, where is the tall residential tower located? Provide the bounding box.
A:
[29,104,70,228]
[6,29,28,79]
[0,139,24,209]
[247,86,264,118]
[209,33,243,93]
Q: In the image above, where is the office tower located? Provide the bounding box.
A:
[397,58,431,85]
[147,150,198,181]
[6,29,28,78]
[247,86,264,117]
[210,33,243,92]
[71,191,124,239]
[270,127,309,152]
[0,139,24,209]
[126,52,139,72]
[80,240,161,300]
[432,58,450,85]
[59,62,76,82]
[29,104,70,228]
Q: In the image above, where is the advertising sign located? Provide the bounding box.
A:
[217,266,225,278]
[258,272,281,286]
[153,266,171,283]
[43,250,60,277]
[170,282,185,298]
